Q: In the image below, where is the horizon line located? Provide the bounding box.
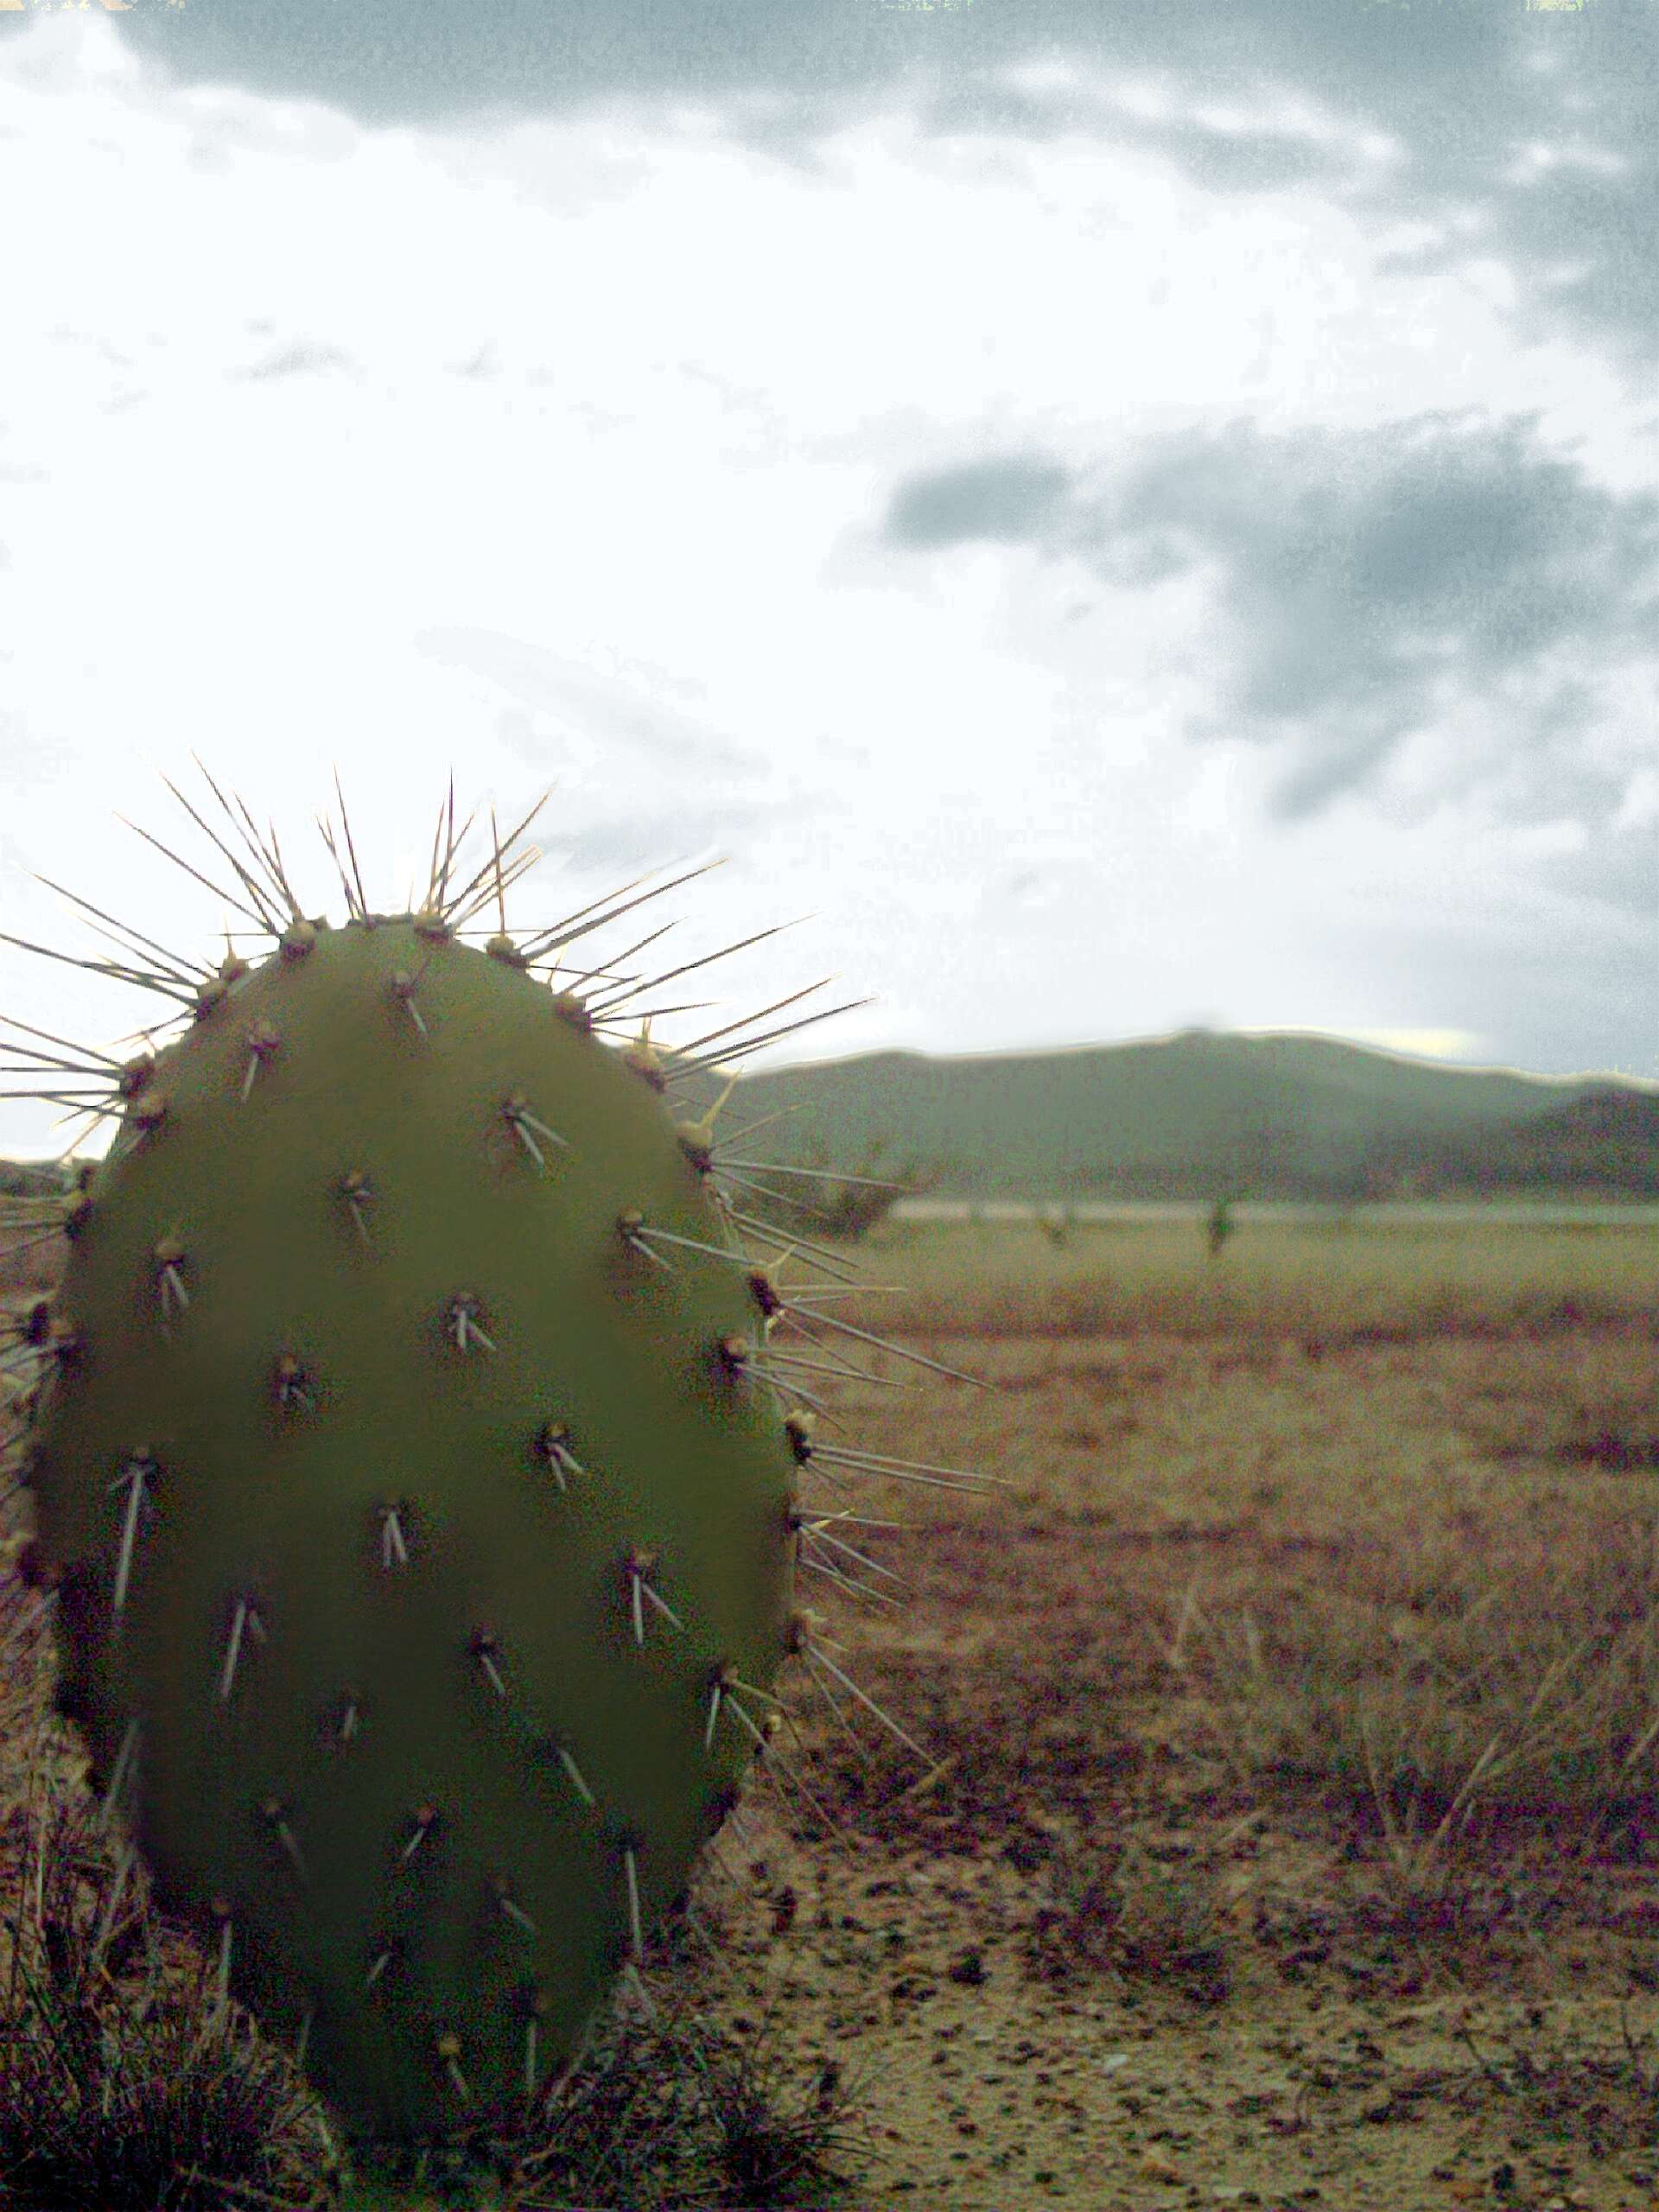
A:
[735,1023,1659,1093]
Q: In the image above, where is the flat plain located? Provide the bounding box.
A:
[4,1208,1659,2210]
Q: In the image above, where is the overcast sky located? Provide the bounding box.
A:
[2,0,1656,1156]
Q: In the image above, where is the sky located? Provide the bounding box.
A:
[2,0,1656,1156]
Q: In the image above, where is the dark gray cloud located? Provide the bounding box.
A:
[98,0,925,126]
[920,4,1659,368]
[914,74,1361,197]
[883,414,1659,818]
[19,0,1645,365]
[885,454,1072,546]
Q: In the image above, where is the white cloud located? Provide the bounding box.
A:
[1612,766,1659,832]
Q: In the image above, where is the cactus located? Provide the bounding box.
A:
[0,774,991,2207]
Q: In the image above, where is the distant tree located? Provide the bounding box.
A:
[1205,1196,1235,1259]
[749,1131,950,1243]
[1037,1203,1071,1249]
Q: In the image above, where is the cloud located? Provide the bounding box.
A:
[918,67,1370,198]
[96,0,925,129]
[883,414,1659,817]
[527,804,764,881]
[1370,890,1657,1086]
[411,628,801,878]
[1531,812,1659,931]
[919,4,1659,367]
[417,626,762,779]
[883,454,1072,547]
[35,0,1647,365]
[233,340,358,381]
[448,342,500,379]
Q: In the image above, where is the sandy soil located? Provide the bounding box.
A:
[691,1777,1659,2211]
[663,1325,1659,2212]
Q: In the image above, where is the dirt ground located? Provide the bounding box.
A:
[666,1322,1659,2212]
[688,1828,1659,2212]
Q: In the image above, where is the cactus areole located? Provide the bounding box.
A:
[12,811,823,2156]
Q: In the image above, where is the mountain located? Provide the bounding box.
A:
[5,1030,1653,1207]
[673,1028,1659,1203]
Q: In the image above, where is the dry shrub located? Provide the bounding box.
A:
[1451,2012,1659,2158]
[515,1999,870,2211]
[1024,1831,1232,2003]
[1179,1510,1659,1881]
[0,1791,321,2211]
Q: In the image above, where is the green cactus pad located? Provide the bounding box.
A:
[26,912,797,2142]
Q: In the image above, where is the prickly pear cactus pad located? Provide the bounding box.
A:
[0,775,985,2164]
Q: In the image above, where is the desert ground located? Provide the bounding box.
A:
[4,1208,1659,2210]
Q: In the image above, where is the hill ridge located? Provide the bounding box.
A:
[672,1028,1659,1203]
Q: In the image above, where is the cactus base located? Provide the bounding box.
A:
[328,2141,510,2210]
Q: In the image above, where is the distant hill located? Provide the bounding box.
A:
[4,1031,1654,1208]
[1357,1081,1659,1202]
[673,1029,1659,1204]
[0,1160,61,1198]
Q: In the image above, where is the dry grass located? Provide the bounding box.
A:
[1448,2010,1659,2159]
[0,1776,323,2209]
[1023,1830,1235,2003]
[0,1194,67,1304]
[846,1211,1659,1344]
[784,1214,1659,1905]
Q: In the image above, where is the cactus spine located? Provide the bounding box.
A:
[0,776,982,2204]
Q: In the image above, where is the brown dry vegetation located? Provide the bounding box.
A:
[4,1209,1659,2209]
